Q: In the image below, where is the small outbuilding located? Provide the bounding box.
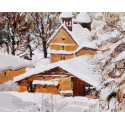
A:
[0,53,33,84]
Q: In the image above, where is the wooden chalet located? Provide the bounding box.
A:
[14,56,101,97]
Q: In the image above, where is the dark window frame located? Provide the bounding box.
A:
[61,55,65,60]
[62,45,64,50]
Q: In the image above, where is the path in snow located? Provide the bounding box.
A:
[0,92,98,112]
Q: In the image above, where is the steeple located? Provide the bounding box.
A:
[60,12,73,31]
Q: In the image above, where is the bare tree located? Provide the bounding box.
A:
[27,12,60,58]
[103,12,125,31]
[0,12,29,55]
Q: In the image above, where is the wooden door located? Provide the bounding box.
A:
[72,77,79,96]
[27,81,35,92]
[72,77,85,96]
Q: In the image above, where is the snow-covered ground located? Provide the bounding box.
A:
[0,91,99,112]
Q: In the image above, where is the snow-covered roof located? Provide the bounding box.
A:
[32,79,59,86]
[0,53,34,73]
[74,41,98,54]
[47,24,96,51]
[14,55,102,88]
[60,12,73,19]
[35,58,50,68]
[47,24,80,45]
[72,24,92,45]
[74,12,91,23]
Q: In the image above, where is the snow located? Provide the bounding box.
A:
[59,12,73,19]
[91,27,121,48]
[35,58,50,68]
[0,92,33,111]
[72,24,92,45]
[74,41,98,54]
[0,53,34,73]
[32,79,59,86]
[102,78,115,85]
[0,91,98,112]
[112,51,125,62]
[59,90,73,94]
[101,73,125,89]
[0,81,17,91]
[100,82,117,100]
[96,30,120,45]
[32,47,44,63]
[102,37,125,59]
[49,50,74,54]
[74,12,91,23]
[97,37,125,61]
[91,20,106,31]
[14,55,102,88]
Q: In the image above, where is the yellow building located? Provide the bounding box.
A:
[0,53,33,84]
[47,24,79,63]
[47,12,98,63]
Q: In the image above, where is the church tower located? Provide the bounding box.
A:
[60,12,73,31]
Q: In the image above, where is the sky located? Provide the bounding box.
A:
[0,0,124,12]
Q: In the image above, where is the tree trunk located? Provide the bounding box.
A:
[43,40,47,58]
[5,43,9,54]
[29,46,32,60]
[12,36,15,55]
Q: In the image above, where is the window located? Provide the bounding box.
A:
[62,45,64,50]
[52,76,55,79]
[62,38,65,40]
[61,55,65,60]
[43,85,46,88]
[4,72,6,78]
